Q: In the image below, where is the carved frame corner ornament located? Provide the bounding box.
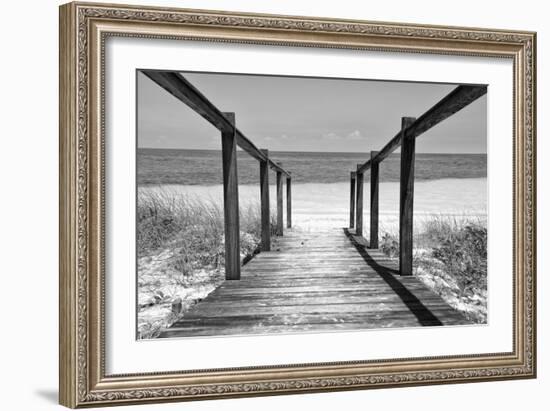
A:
[59,1,536,408]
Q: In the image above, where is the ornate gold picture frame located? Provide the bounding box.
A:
[59,1,536,408]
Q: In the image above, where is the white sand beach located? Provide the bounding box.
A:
[140,177,487,232]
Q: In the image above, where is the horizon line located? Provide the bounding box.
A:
[138,147,487,155]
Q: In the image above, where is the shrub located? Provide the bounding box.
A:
[380,232,399,258]
[431,223,487,295]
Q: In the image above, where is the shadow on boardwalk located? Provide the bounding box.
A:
[344,229,442,326]
[159,228,469,339]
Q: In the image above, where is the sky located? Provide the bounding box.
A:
[137,71,487,154]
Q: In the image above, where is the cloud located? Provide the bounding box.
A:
[322,132,341,141]
[346,130,363,140]
[321,130,364,141]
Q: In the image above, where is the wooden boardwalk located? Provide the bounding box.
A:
[159,228,468,338]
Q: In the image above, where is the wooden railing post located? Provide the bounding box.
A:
[369,151,379,248]
[399,117,417,275]
[221,112,240,280]
[260,149,271,251]
[355,164,364,237]
[349,171,356,229]
[276,162,284,236]
[286,174,292,228]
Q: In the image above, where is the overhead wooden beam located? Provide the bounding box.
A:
[142,70,232,132]
[357,84,487,173]
[142,70,290,176]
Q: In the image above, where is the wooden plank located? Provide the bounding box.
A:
[355,165,364,237]
[193,291,451,302]
[286,176,292,228]
[170,313,446,328]
[221,277,416,286]
[212,285,434,294]
[260,149,270,251]
[201,297,449,307]
[357,85,487,173]
[254,252,373,258]
[142,70,290,176]
[276,165,283,236]
[241,268,378,274]
[180,302,461,317]
[159,319,452,338]
[221,112,240,280]
[245,262,376,268]
[165,309,467,335]
[254,254,367,260]
[253,253,371,259]
[370,151,379,249]
[349,171,356,229]
[243,266,385,272]
[245,260,392,267]
[399,117,417,275]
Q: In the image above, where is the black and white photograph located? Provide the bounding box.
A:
[136,70,488,339]
[49,1,539,408]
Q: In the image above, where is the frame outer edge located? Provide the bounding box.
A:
[530,31,537,378]
[59,1,536,406]
[59,2,78,409]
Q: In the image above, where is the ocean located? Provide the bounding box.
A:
[137,149,487,186]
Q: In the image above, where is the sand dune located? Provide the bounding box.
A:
[140,177,487,231]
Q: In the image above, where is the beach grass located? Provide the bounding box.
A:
[137,189,276,339]
[379,215,488,323]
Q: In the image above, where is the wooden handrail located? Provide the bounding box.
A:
[142,70,291,177]
[143,70,293,279]
[357,84,487,173]
[351,83,487,276]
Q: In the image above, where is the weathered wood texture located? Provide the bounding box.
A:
[399,117,417,275]
[142,70,290,176]
[221,113,240,280]
[159,228,467,338]
[286,176,292,228]
[349,172,356,229]
[355,166,364,236]
[276,166,283,236]
[369,151,379,249]
[357,85,487,173]
[260,149,271,251]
